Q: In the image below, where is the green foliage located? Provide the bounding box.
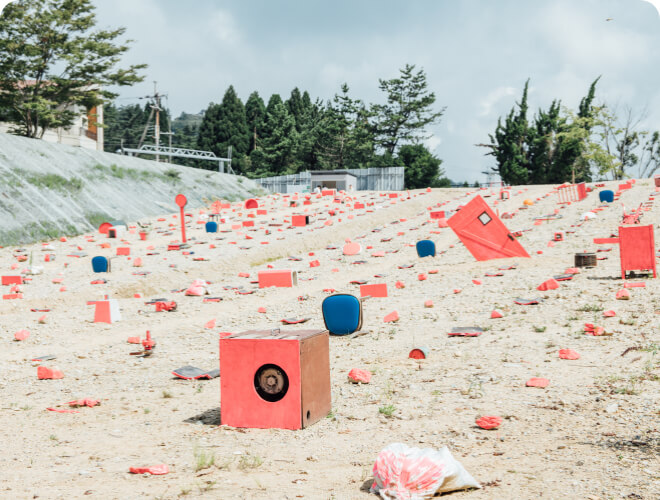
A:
[397,144,444,189]
[482,78,602,185]
[249,95,298,177]
[0,0,146,138]
[196,85,249,173]
[372,64,445,155]
[245,91,266,153]
[24,172,83,193]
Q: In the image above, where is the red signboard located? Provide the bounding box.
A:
[448,195,530,261]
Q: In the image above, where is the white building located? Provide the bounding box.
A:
[0,81,104,151]
[309,170,358,192]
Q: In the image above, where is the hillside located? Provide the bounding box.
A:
[0,132,266,245]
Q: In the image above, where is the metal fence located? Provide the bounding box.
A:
[255,167,405,193]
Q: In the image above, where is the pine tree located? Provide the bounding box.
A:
[249,97,298,177]
[372,64,444,155]
[212,85,249,173]
[286,87,305,132]
[245,91,265,153]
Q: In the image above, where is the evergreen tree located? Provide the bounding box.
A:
[196,102,221,170]
[397,144,445,189]
[372,64,444,155]
[212,85,249,173]
[286,87,305,132]
[245,91,265,153]
[0,0,145,138]
[249,98,298,177]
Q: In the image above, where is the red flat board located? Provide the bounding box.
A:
[447,195,530,261]
[619,225,656,279]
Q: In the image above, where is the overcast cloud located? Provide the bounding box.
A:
[89,0,660,183]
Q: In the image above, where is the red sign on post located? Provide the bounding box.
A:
[448,195,530,261]
[175,194,188,243]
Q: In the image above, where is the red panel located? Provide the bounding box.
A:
[447,195,530,261]
[2,276,23,286]
[116,247,130,256]
[242,220,255,227]
[220,337,301,429]
[619,225,656,279]
[360,283,388,298]
[291,215,308,227]
[258,269,297,288]
[429,211,446,219]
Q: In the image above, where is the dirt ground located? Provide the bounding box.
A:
[0,181,658,500]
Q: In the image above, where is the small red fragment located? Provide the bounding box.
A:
[395,281,405,289]
[418,273,427,281]
[347,368,372,383]
[68,399,100,408]
[257,307,267,313]
[526,378,550,388]
[204,319,216,329]
[476,415,502,430]
[424,300,433,308]
[616,289,630,300]
[14,329,29,341]
[558,349,580,360]
[128,464,169,475]
[472,279,482,285]
[537,279,559,291]
[603,310,616,317]
[383,311,399,323]
[490,310,503,319]
[453,289,462,294]
[37,366,64,380]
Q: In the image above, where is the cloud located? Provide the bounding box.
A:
[641,0,660,16]
[478,87,517,117]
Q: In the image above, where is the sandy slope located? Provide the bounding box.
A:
[0,181,658,500]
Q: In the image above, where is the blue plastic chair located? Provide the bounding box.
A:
[416,240,436,258]
[205,221,218,233]
[599,190,614,203]
[91,256,109,273]
[322,294,363,336]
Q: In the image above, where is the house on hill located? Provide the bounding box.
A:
[0,80,104,151]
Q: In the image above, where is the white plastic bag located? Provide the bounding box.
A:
[370,443,480,499]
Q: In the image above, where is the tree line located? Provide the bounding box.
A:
[481,78,660,185]
[104,65,450,188]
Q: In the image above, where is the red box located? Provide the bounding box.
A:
[2,276,23,286]
[359,283,388,298]
[354,203,364,209]
[116,247,130,256]
[292,215,309,227]
[242,220,255,227]
[258,269,297,288]
[257,209,267,215]
[220,329,331,429]
[430,211,446,219]
[388,193,398,199]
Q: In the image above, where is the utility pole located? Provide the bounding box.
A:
[137,82,167,162]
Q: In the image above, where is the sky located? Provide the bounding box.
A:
[86,0,660,183]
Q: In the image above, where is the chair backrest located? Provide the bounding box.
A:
[322,294,362,335]
[205,221,218,233]
[416,240,436,258]
[599,190,614,203]
[91,256,109,273]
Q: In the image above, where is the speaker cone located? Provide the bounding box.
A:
[254,364,289,402]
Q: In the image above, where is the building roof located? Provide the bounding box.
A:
[309,170,357,177]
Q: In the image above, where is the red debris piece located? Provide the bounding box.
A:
[476,415,502,430]
[558,349,580,360]
[309,260,320,268]
[257,307,267,313]
[37,366,64,380]
[204,319,216,329]
[127,336,141,344]
[395,281,405,289]
[603,310,616,317]
[383,311,399,323]
[616,289,630,300]
[418,273,427,281]
[424,300,434,308]
[347,368,372,384]
[68,399,100,408]
[490,310,503,319]
[526,378,550,388]
[537,279,559,291]
[453,289,462,294]
[564,267,580,275]
[472,279,482,285]
[14,329,30,341]
[128,464,169,475]
[47,408,79,414]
